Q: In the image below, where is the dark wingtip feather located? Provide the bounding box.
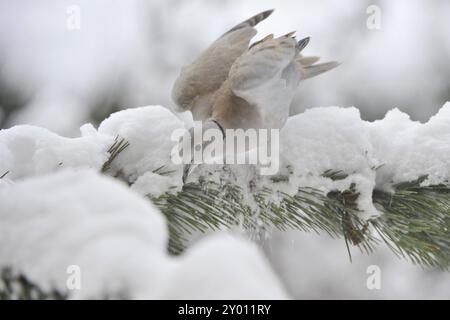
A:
[243,9,274,27]
[260,9,275,21]
[296,37,310,52]
[223,9,275,37]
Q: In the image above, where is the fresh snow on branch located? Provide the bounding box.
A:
[2,103,450,212]
[1,103,450,297]
[187,103,450,221]
[278,103,450,219]
[0,170,287,299]
[0,106,185,198]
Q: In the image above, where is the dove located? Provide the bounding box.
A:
[172,9,338,129]
[171,9,339,181]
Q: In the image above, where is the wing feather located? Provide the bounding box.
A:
[226,36,302,128]
[229,37,300,102]
[171,10,273,113]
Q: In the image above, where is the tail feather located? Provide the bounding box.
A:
[297,56,320,66]
[222,9,274,36]
[300,61,340,79]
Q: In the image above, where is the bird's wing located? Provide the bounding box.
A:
[171,10,273,114]
[227,35,304,128]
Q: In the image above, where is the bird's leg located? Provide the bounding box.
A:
[182,162,199,184]
[182,163,190,184]
[181,119,225,184]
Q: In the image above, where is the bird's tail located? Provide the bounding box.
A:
[297,56,320,66]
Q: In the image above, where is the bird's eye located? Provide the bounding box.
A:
[194,144,202,152]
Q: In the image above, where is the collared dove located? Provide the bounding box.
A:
[172,9,339,132]
[172,9,338,181]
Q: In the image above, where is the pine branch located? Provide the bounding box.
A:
[152,182,247,254]
[153,180,378,256]
[372,177,450,268]
[99,138,450,267]
[3,146,449,300]
[6,176,447,299]
[152,172,450,268]
[0,268,66,300]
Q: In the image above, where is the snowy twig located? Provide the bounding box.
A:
[101,135,130,173]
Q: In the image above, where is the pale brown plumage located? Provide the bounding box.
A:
[172,10,274,120]
[172,9,339,130]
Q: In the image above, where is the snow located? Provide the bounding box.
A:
[0,0,449,300]
[186,103,450,221]
[0,170,287,299]
[265,230,450,299]
[0,124,111,180]
[98,105,184,193]
[0,105,185,196]
[161,233,288,299]
[277,102,450,219]
[0,103,449,298]
[370,105,450,186]
[279,106,380,219]
[131,171,180,198]
[2,103,449,221]
[0,169,169,298]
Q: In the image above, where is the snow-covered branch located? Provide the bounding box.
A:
[1,103,450,298]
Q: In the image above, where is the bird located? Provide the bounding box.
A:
[171,9,339,181]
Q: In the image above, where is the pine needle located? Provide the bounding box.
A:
[0,268,66,300]
[152,173,449,269]
[101,136,130,173]
[0,171,9,179]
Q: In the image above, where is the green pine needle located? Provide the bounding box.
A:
[101,135,130,173]
[152,172,449,269]
[0,268,66,300]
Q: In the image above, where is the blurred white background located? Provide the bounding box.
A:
[0,0,449,298]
